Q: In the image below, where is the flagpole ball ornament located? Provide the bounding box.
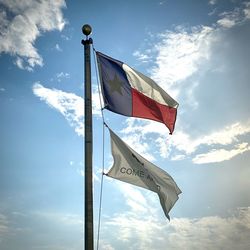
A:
[82,24,92,36]
[81,24,93,45]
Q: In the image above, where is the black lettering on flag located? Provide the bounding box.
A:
[119,167,145,177]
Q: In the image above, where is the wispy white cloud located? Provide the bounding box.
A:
[217,2,250,28]
[217,16,237,28]
[92,85,104,116]
[61,34,71,41]
[14,56,33,71]
[217,10,241,28]
[0,0,66,70]
[103,207,250,250]
[170,154,186,161]
[33,82,84,136]
[208,0,217,5]
[151,25,214,95]
[159,1,167,5]
[208,7,217,16]
[121,118,250,164]
[55,43,62,52]
[244,2,250,19]
[169,120,250,163]
[56,72,70,82]
[170,121,250,155]
[105,214,160,249]
[133,50,151,63]
[192,142,250,164]
[33,83,102,136]
[117,183,149,213]
[103,182,161,249]
[121,134,156,162]
[120,118,167,161]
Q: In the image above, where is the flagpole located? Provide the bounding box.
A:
[81,24,93,250]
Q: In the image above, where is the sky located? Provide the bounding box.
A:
[0,0,250,249]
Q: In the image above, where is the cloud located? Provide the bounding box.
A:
[133,50,150,63]
[208,7,217,16]
[56,72,70,82]
[151,25,214,95]
[122,118,250,155]
[33,83,102,136]
[208,0,217,5]
[170,121,250,155]
[102,207,250,250]
[120,117,250,164]
[192,142,250,164]
[105,214,159,249]
[55,43,62,52]
[33,82,84,136]
[117,183,149,213]
[217,9,241,28]
[92,85,104,116]
[170,120,250,163]
[217,16,237,28]
[14,57,32,71]
[121,134,156,162]
[0,0,66,70]
[120,118,168,161]
[3,203,249,250]
[102,182,162,250]
[217,2,250,28]
[244,2,250,19]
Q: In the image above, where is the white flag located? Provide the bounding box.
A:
[106,128,181,220]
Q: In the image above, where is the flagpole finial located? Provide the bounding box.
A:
[82,24,92,36]
[81,24,93,45]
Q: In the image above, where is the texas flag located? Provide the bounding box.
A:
[96,51,179,134]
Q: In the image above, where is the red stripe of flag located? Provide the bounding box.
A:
[132,88,177,134]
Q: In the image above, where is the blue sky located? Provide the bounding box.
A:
[0,0,250,249]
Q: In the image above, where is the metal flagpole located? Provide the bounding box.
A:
[81,24,93,250]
